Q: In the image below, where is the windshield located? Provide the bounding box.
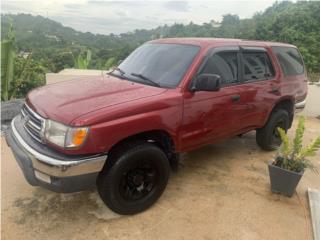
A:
[113,43,200,88]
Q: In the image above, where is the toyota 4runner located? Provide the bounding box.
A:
[6,38,307,214]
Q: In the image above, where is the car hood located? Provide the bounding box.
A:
[27,74,167,125]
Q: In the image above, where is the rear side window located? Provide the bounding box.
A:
[201,51,238,85]
[243,52,275,81]
[272,46,304,76]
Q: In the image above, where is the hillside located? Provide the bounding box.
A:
[1,13,145,71]
[1,1,320,98]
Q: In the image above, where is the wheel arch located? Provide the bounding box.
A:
[269,97,295,128]
[106,129,178,169]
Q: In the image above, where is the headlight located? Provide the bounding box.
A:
[44,119,89,148]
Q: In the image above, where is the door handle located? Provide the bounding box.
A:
[269,86,280,94]
[231,95,240,102]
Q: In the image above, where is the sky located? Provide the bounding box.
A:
[2,0,277,35]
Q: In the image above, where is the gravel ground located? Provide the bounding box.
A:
[1,117,320,240]
[1,99,24,135]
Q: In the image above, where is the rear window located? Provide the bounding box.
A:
[272,46,304,76]
[243,52,275,81]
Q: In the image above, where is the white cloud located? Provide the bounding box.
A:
[2,0,277,34]
[164,1,190,12]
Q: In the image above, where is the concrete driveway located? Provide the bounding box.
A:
[300,85,320,117]
[1,116,320,240]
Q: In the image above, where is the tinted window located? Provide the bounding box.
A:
[243,52,275,81]
[201,51,238,85]
[272,46,304,76]
[117,43,200,88]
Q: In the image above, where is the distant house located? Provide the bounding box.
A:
[45,34,61,42]
[210,20,221,28]
[18,51,31,59]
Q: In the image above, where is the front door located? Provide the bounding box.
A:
[180,46,249,151]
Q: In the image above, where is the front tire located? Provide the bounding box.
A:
[256,109,289,151]
[97,142,170,215]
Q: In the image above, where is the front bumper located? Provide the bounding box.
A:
[295,99,306,112]
[5,116,107,193]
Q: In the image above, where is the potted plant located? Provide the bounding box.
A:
[269,116,320,197]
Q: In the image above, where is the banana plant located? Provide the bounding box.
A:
[1,22,15,101]
[1,22,35,101]
[74,50,92,69]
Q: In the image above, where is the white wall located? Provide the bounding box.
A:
[46,69,108,85]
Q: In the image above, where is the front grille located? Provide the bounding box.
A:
[21,104,45,143]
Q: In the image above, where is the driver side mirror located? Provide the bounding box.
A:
[191,74,221,92]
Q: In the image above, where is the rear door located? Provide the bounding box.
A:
[233,47,280,131]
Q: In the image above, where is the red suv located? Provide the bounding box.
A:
[6,38,307,214]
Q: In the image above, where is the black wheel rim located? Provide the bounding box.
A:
[120,163,158,202]
[272,119,286,147]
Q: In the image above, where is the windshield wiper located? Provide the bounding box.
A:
[113,67,126,75]
[108,67,127,79]
[131,73,160,87]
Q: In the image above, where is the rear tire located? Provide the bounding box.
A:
[256,109,289,151]
[97,142,170,215]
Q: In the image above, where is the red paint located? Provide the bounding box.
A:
[26,38,307,155]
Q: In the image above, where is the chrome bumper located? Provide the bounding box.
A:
[11,117,107,178]
[295,99,306,112]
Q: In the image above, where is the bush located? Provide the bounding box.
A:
[11,56,46,98]
[308,72,320,83]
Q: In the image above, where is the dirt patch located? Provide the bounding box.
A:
[11,190,116,226]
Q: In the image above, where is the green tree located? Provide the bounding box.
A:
[219,14,240,38]
[10,55,46,98]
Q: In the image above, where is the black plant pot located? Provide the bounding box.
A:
[268,161,304,197]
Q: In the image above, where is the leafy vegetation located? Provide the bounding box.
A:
[11,54,46,98]
[1,22,46,100]
[1,22,15,101]
[1,1,320,99]
[73,50,92,69]
[308,72,320,83]
[276,117,320,173]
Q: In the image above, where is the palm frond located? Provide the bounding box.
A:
[292,116,305,156]
[298,137,320,159]
[278,127,291,158]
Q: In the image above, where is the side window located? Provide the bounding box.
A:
[201,51,238,85]
[272,46,304,76]
[243,52,275,81]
